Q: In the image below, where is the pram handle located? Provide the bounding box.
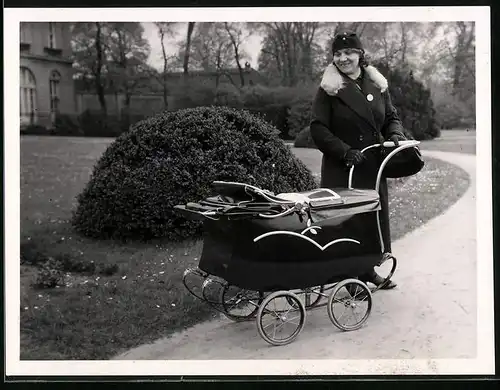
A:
[347,140,421,190]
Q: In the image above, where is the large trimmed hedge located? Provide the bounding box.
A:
[71,106,317,242]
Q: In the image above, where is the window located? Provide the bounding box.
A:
[48,22,56,48]
[20,67,37,125]
[49,70,61,124]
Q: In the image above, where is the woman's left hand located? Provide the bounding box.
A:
[388,134,404,147]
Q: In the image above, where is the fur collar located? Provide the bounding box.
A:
[320,64,388,96]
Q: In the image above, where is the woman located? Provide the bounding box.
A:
[309,31,406,289]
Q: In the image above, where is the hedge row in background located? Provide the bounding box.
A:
[22,63,448,142]
[169,81,317,141]
[21,82,318,141]
[171,64,441,144]
[20,110,148,138]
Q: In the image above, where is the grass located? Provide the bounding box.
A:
[419,129,476,155]
[387,158,470,241]
[19,134,471,360]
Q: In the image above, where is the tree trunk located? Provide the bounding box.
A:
[400,22,407,65]
[94,22,107,116]
[159,27,169,110]
[215,46,222,91]
[163,74,168,111]
[224,22,245,87]
[183,22,195,78]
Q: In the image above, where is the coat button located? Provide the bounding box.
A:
[359,135,364,141]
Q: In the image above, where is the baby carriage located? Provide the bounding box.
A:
[175,140,422,346]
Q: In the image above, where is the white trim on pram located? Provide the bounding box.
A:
[301,226,322,235]
[253,230,360,252]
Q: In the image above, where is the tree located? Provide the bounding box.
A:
[154,22,178,109]
[448,22,475,96]
[178,22,253,91]
[256,22,324,86]
[105,22,151,117]
[257,34,284,84]
[224,22,251,87]
[71,22,109,115]
[183,22,195,76]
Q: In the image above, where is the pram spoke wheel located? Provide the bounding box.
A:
[220,285,263,322]
[373,255,398,292]
[202,277,225,306]
[182,268,208,301]
[328,279,372,331]
[257,291,306,346]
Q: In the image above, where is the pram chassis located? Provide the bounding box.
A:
[178,140,421,346]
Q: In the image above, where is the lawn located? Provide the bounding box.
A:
[419,129,476,155]
[19,135,471,360]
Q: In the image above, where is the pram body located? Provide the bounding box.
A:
[174,140,422,346]
[177,184,383,292]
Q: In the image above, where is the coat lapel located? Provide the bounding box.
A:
[336,76,377,131]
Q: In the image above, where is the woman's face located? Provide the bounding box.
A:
[333,48,362,75]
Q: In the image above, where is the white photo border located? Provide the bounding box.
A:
[5,6,494,377]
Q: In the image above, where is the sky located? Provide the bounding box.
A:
[141,22,265,70]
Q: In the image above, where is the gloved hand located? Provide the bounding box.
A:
[388,134,405,147]
[344,149,366,167]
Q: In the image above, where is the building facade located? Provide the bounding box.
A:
[20,22,77,128]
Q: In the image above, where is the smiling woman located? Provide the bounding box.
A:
[310,30,408,289]
[333,48,363,78]
[331,32,365,79]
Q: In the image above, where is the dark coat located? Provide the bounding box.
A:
[309,64,406,252]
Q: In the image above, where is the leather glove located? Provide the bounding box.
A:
[344,149,366,167]
[388,134,405,147]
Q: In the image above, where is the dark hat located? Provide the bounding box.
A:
[332,31,364,54]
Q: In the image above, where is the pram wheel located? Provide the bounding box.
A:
[286,286,324,309]
[182,268,208,301]
[373,254,398,292]
[257,291,306,346]
[327,279,372,331]
[220,284,263,322]
[202,277,225,306]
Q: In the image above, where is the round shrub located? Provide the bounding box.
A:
[71,106,317,242]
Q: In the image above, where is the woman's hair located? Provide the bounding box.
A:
[359,51,370,67]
